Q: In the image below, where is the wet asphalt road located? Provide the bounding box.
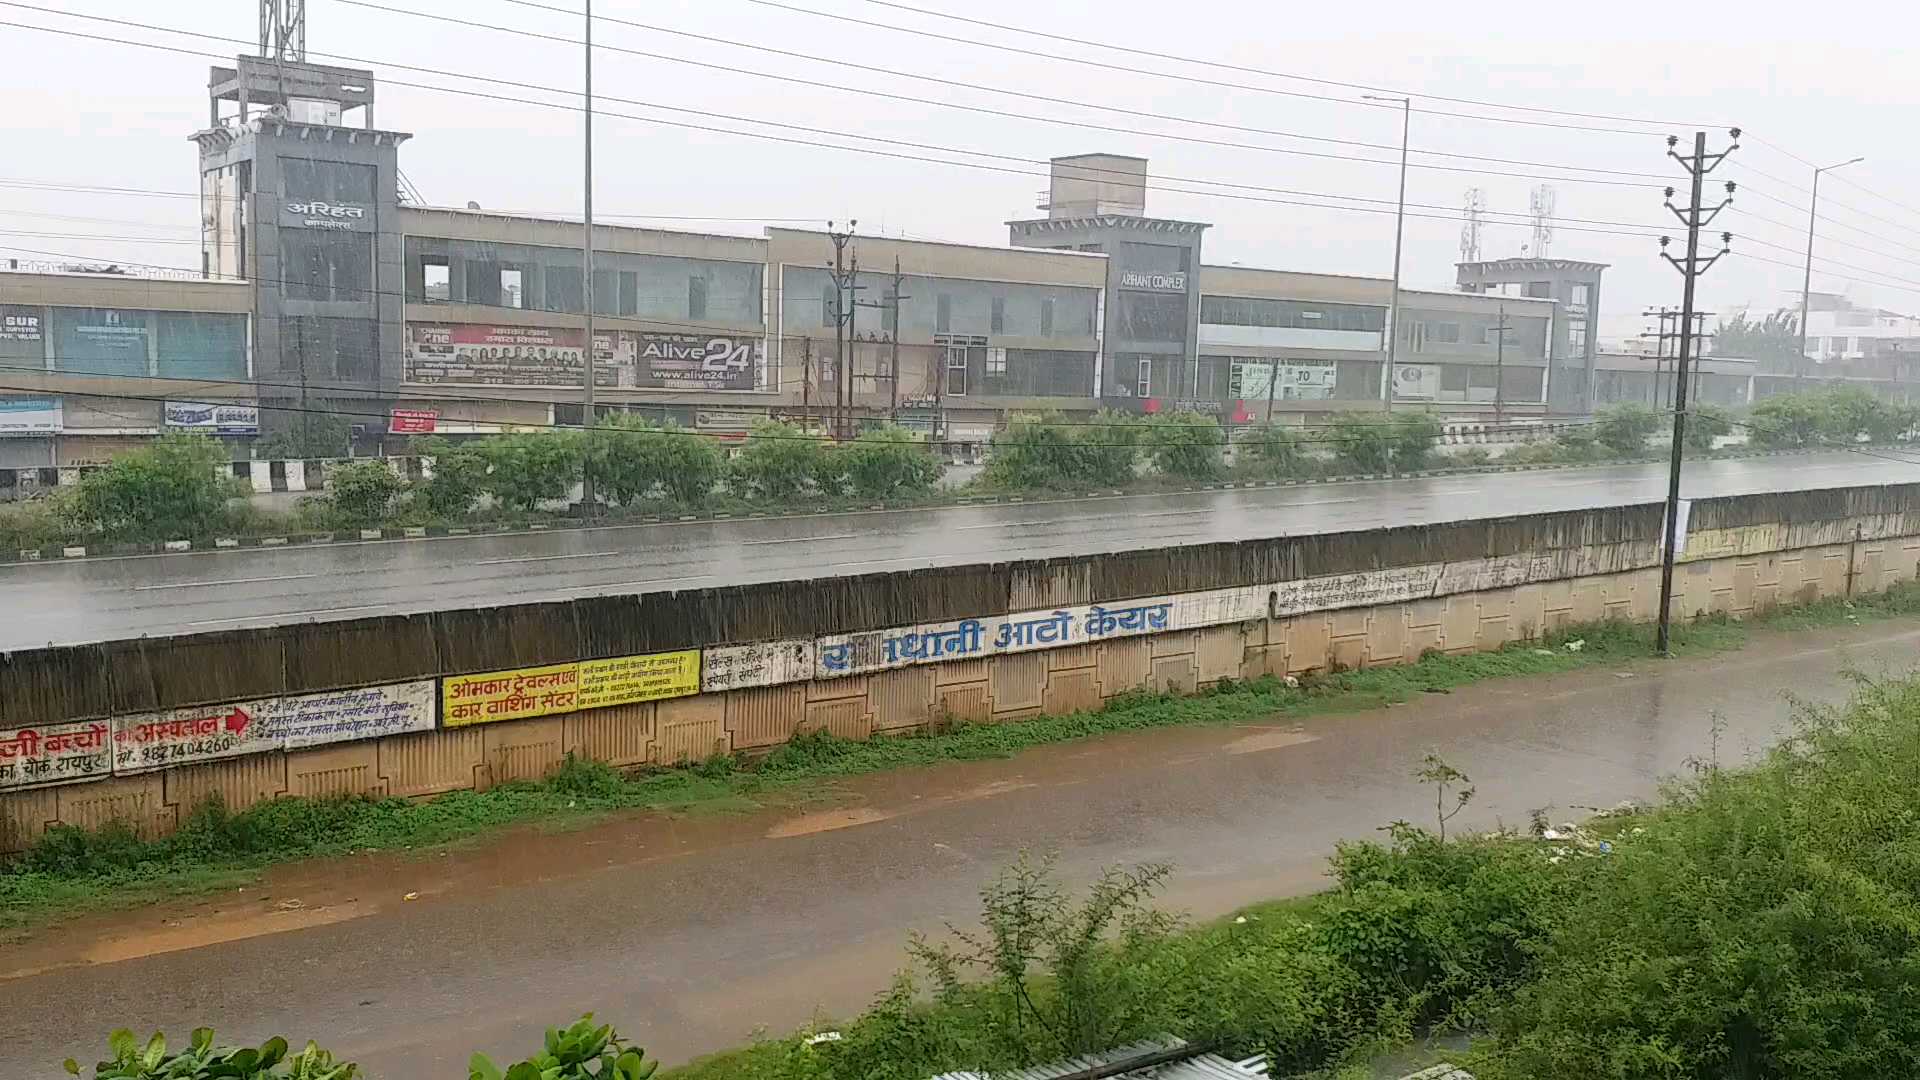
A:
[3,618,1915,1077]
[1,451,1913,650]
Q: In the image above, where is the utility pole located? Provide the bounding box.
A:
[1798,155,1866,381]
[1642,307,1708,409]
[578,0,598,512]
[1654,129,1739,656]
[1365,94,1411,413]
[1490,304,1514,422]
[801,336,813,429]
[824,222,858,440]
[856,259,911,423]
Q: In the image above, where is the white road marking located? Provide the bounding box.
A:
[188,603,388,627]
[475,551,620,565]
[742,533,860,545]
[574,575,715,593]
[134,573,318,591]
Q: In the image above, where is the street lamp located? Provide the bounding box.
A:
[1365,94,1411,412]
[1798,156,1865,374]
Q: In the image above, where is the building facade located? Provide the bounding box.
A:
[1456,257,1607,414]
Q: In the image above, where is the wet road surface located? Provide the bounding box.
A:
[2,451,1914,649]
[3,618,1916,1077]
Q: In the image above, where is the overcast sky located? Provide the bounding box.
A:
[4,0,1917,343]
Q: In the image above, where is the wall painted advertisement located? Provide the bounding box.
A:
[404,324,762,391]
[0,397,61,436]
[110,681,437,774]
[0,720,112,791]
[442,650,701,727]
[165,401,260,435]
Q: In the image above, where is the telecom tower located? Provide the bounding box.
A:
[1526,184,1557,257]
[259,0,305,61]
[1459,188,1485,263]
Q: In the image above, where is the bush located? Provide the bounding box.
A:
[70,433,244,540]
[1551,424,1603,461]
[1823,384,1916,444]
[730,421,827,500]
[984,412,1139,491]
[66,1028,355,1080]
[839,426,941,498]
[1239,423,1306,477]
[1447,447,1493,468]
[320,459,403,527]
[1748,392,1833,447]
[1388,411,1443,471]
[588,416,724,506]
[0,493,80,550]
[1141,411,1226,480]
[478,432,582,512]
[469,1015,657,1080]
[1682,402,1734,451]
[412,437,488,518]
[1326,414,1394,474]
[1592,403,1661,456]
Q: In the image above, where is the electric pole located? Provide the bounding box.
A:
[855,259,911,422]
[1489,304,1513,422]
[1654,129,1739,656]
[1364,93,1411,413]
[579,0,598,513]
[824,222,860,440]
[1641,307,1708,409]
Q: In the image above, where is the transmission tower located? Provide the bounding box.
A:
[1459,188,1485,263]
[260,0,305,62]
[1526,184,1557,258]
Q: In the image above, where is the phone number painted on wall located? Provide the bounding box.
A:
[442,650,701,727]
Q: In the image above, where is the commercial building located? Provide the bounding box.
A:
[1456,257,1608,413]
[1,53,1587,465]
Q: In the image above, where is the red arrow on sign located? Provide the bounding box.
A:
[223,707,252,735]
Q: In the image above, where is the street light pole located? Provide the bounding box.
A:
[1365,94,1411,413]
[579,0,597,512]
[1798,156,1864,377]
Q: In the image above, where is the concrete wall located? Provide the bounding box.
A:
[4,483,1918,851]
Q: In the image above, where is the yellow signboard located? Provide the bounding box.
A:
[579,650,701,709]
[441,651,701,727]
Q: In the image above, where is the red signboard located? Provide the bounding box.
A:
[390,408,438,434]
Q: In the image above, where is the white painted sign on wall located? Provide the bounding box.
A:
[702,640,816,693]
[111,680,437,774]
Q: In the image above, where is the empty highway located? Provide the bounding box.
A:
[0,451,1911,651]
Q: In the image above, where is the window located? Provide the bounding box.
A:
[544,267,584,313]
[281,231,372,301]
[1041,297,1055,337]
[1077,243,1104,253]
[1570,283,1592,306]
[946,340,969,396]
[422,260,450,301]
[1427,322,1462,344]
[1469,365,1500,389]
[991,296,1006,334]
[1199,296,1385,332]
[689,276,709,321]
[619,272,639,316]
[1116,292,1187,342]
[281,158,376,205]
[500,268,523,309]
[283,316,378,382]
[1524,281,1553,298]
[1136,356,1152,398]
[822,285,837,328]
[1118,241,1189,275]
[937,294,952,333]
[986,347,1008,375]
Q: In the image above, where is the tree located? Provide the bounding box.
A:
[1713,308,1802,373]
[1140,411,1225,480]
[72,433,245,540]
[1326,414,1394,474]
[1748,392,1833,448]
[1593,403,1662,456]
[729,420,827,499]
[321,460,403,526]
[984,412,1139,491]
[1389,411,1444,471]
[586,416,723,506]
[1682,402,1734,451]
[411,437,487,518]
[477,432,582,512]
[1239,423,1305,478]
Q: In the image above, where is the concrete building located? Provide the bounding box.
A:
[1456,257,1608,413]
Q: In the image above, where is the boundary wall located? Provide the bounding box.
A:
[4,483,1919,851]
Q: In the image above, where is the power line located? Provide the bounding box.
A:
[0,17,1679,239]
[436,0,1675,188]
[1732,207,1920,281]
[841,0,1725,131]
[731,0,1688,136]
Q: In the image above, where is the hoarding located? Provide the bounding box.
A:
[404,324,762,391]
[165,401,260,435]
[0,397,61,436]
[0,720,112,791]
[442,650,701,727]
[1392,363,1440,400]
[389,409,438,434]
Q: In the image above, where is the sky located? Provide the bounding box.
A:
[3,0,1918,346]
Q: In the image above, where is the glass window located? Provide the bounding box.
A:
[1199,296,1385,332]
[1116,292,1187,342]
[986,347,1007,375]
[1041,297,1055,337]
[49,308,150,376]
[822,286,836,328]
[1137,357,1152,398]
[283,316,378,382]
[619,272,639,316]
[986,349,1095,397]
[1571,283,1592,306]
[1427,322,1462,344]
[1118,241,1189,275]
[281,158,376,205]
[282,231,372,301]
[156,313,248,380]
[544,266,584,313]
[500,268,523,309]
[689,276,708,322]
[945,340,968,396]
[937,294,952,333]
[991,296,1006,334]
[1524,281,1553,298]
[423,261,450,301]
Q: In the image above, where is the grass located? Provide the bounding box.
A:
[6,581,1919,933]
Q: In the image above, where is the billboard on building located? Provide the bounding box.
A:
[0,398,61,436]
[165,401,260,435]
[0,306,43,352]
[404,323,762,391]
[389,408,438,434]
[1229,360,1337,402]
[1392,363,1440,400]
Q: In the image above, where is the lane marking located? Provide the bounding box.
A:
[572,574,715,593]
[188,603,388,627]
[475,551,620,566]
[741,533,860,545]
[134,573,318,592]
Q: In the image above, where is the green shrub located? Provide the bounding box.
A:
[1141,410,1225,480]
[1239,423,1306,477]
[70,433,244,540]
[1748,392,1833,447]
[478,432,582,512]
[1551,424,1603,461]
[1326,414,1394,473]
[1682,402,1734,451]
[588,416,724,506]
[730,421,827,499]
[1388,411,1443,471]
[984,412,1138,490]
[320,459,403,526]
[1823,384,1916,444]
[0,492,81,550]
[1592,403,1661,456]
[839,426,941,498]
[469,1016,656,1080]
[1075,410,1143,486]
[412,437,488,518]
[1447,447,1494,468]
[66,1028,355,1080]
